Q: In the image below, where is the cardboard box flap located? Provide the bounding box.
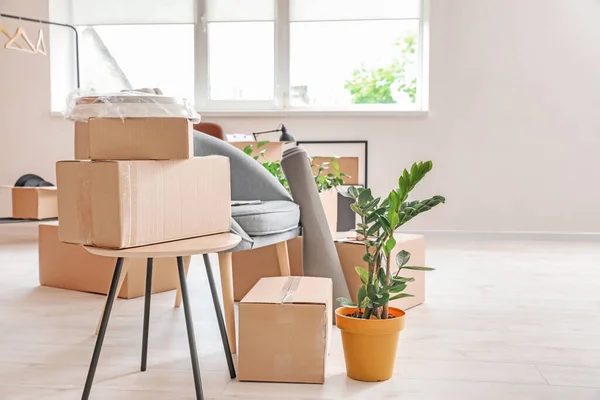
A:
[241,276,331,305]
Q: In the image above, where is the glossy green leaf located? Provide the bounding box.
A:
[385,236,397,254]
[402,266,436,271]
[389,283,407,293]
[366,222,381,237]
[367,283,378,301]
[257,140,270,148]
[354,267,369,284]
[357,188,372,205]
[377,215,392,235]
[379,293,390,304]
[357,285,367,308]
[390,293,414,300]
[378,267,387,286]
[388,209,399,228]
[388,190,399,212]
[350,203,362,215]
[393,276,415,283]
[347,185,360,199]
[337,297,358,307]
[396,250,411,268]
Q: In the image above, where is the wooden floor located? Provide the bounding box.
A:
[1,229,600,399]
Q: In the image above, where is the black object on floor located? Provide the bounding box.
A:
[14,174,54,188]
[0,217,58,224]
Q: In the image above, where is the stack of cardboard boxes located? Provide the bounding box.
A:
[39,115,231,298]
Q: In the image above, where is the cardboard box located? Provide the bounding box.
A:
[335,233,426,310]
[4,187,58,220]
[75,118,193,160]
[233,237,303,301]
[39,222,187,298]
[319,189,338,234]
[311,157,359,185]
[229,141,284,162]
[238,276,332,384]
[56,156,231,248]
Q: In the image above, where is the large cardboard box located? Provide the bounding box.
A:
[56,156,231,248]
[75,118,193,160]
[233,237,303,301]
[5,187,58,220]
[238,276,332,384]
[335,233,426,311]
[39,222,187,298]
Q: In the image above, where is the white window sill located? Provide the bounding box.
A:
[51,109,428,119]
[199,109,429,118]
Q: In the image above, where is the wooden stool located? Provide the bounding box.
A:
[81,233,241,400]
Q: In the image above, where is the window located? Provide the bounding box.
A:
[78,25,195,101]
[50,0,427,113]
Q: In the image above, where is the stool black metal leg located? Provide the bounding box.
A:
[82,257,124,400]
[203,254,236,379]
[141,257,153,372]
[177,256,204,400]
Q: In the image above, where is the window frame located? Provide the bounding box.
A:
[52,0,429,115]
[194,0,428,114]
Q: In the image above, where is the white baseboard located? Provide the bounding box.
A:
[402,230,600,242]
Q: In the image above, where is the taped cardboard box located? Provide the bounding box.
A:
[2,186,58,220]
[335,233,426,310]
[56,156,231,248]
[75,117,193,160]
[238,276,332,384]
[39,222,187,298]
[233,237,303,301]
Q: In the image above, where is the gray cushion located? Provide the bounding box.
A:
[231,200,300,236]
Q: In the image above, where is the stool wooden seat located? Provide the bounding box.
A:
[81,233,241,400]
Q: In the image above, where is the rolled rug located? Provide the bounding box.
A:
[281,146,350,314]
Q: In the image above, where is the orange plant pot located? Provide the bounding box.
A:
[335,306,406,382]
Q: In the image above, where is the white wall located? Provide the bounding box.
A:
[1,0,599,233]
[0,0,72,216]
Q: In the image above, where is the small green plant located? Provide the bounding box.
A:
[311,156,348,193]
[337,161,445,319]
[243,141,290,192]
[243,143,349,193]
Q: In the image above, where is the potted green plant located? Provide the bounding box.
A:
[336,161,445,382]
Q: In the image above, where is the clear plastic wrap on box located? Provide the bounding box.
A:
[63,89,201,123]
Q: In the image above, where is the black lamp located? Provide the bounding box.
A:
[252,124,295,143]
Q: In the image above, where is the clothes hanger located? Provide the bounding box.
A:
[35,25,46,55]
[0,23,22,49]
[4,26,36,54]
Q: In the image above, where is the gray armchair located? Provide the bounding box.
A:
[191,131,301,353]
